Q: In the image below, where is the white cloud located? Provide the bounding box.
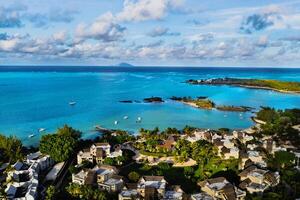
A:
[75,12,126,42]
[116,0,185,22]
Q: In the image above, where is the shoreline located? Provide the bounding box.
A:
[186,78,300,94]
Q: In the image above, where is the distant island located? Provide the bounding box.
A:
[186,77,300,94]
[117,62,134,67]
[119,97,164,103]
[170,96,252,112]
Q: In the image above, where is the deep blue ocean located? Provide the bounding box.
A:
[1,66,300,146]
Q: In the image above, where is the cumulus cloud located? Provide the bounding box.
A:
[26,9,78,28]
[75,12,126,42]
[240,7,283,34]
[147,26,180,37]
[0,6,24,28]
[116,0,186,22]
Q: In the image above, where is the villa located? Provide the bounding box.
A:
[77,142,123,165]
[72,169,96,185]
[239,165,280,194]
[163,185,185,200]
[185,129,213,143]
[233,131,254,144]
[262,138,287,154]
[137,176,167,199]
[198,177,246,200]
[119,183,141,200]
[72,164,124,192]
[96,165,123,192]
[191,193,213,200]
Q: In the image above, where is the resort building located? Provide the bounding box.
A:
[185,129,212,143]
[221,146,240,159]
[163,185,185,200]
[233,131,254,144]
[5,152,54,200]
[190,193,213,200]
[262,139,287,154]
[95,165,123,192]
[72,169,96,185]
[119,183,141,200]
[77,142,123,165]
[239,165,280,194]
[137,176,167,199]
[198,177,246,200]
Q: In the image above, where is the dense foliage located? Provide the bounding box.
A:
[0,134,23,163]
[39,125,81,162]
[128,171,140,182]
[256,107,300,145]
[66,183,107,200]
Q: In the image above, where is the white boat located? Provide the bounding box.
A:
[69,101,76,106]
[136,117,142,123]
[123,116,128,120]
[28,134,35,138]
[114,121,119,125]
[38,128,46,132]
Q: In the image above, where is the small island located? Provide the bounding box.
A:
[119,97,164,104]
[143,97,164,103]
[186,77,300,94]
[170,96,252,112]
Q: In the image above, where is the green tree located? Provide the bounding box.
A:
[66,183,107,200]
[128,171,140,182]
[0,135,23,163]
[57,125,81,140]
[45,185,56,200]
[39,125,80,162]
[183,166,194,178]
[270,151,295,169]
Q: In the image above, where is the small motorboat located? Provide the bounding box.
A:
[28,134,35,138]
[123,116,128,120]
[114,121,119,125]
[136,117,142,123]
[69,101,76,106]
[38,128,46,132]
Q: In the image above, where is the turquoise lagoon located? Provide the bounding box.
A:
[0,66,300,146]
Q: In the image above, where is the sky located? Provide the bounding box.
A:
[0,0,300,67]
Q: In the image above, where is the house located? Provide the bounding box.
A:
[233,131,254,144]
[221,146,239,159]
[91,143,111,156]
[95,165,123,192]
[119,183,141,200]
[108,145,123,158]
[190,193,213,200]
[163,185,184,200]
[77,149,93,164]
[77,142,123,165]
[198,177,246,200]
[262,139,287,154]
[247,151,267,168]
[185,129,212,143]
[98,175,124,192]
[239,165,280,194]
[72,169,95,185]
[159,136,177,151]
[137,176,167,199]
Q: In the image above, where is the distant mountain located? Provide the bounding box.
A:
[117,62,134,67]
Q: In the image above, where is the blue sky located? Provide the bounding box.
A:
[0,0,300,67]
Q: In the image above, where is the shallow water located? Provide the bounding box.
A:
[0,66,300,146]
